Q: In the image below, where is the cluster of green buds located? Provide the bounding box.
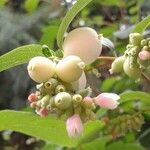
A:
[110,33,150,79]
[28,75,96,120]
[103,113,145,139]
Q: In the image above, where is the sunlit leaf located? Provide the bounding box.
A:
[77,136,111,150]
[132,15,150,33]
[120,91,150,105]
[0,0,7,8]
[0,44,43,72]
[0,110,104,147]
[24,0,39,13]
[106,141,144,150]
[40,25,59,49]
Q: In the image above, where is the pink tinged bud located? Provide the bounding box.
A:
[66,114,83,138]
[83,96,93,106]
[37,108,49,117]
[138,50,150,61]
[28,93,37,103]
[95,93,120,109]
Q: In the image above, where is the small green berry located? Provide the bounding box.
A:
[44,78,59,90]
[72,94,82,104]
[54,92,72,110]
[129,33,143,46]
[142,45,149,51]
[140,39,147,47]
[123,57,141,79]
[110,56,125,74]
[55,85,66,94]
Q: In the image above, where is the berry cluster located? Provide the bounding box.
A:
[103,113,144,139]
[27,27,120,138]
[110,33,150,79]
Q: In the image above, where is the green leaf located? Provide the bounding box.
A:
[40,25,59,49]
[100,77,119,92]
[132,15,150,33]
[0,0,7,8]
[57,0,93,48]
[77,136,111,150]
[120,91,150,105]
[41,144,59,150]
[24,0,39,13]
[0,110,104,147]
[0,44,43,72]
[106,141,144,150]
[100,0,124,7]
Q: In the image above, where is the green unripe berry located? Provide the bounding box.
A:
[129,33,143,46]
[55,85,66,94]
[77,87,92,97]
[123,57,141,79]
[140,39,147,47]
[126,44,134,50]
[110,56,125,74]
[44,78,58,90]
[54,92,72,110]
[63,27,102,64]
[72,94,82,104]
[142,46,149,51]
[56,55,85,83]
[129,46,139,56]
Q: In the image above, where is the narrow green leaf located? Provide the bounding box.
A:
[40,25,59,49]
[0,110,104,147]
[57,0,93,48]
[106,141,144,150]
[120,91,150,105]
[100,77,119,92]
[0,44,43,72]
[0,0,7,8]
[132,15,150,33]
[24,0,39,13]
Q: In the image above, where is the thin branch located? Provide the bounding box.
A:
[95,56,115,68]
[141,72,150,83]
[97,56,115,61]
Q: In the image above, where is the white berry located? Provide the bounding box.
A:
[56,55,85,83]
[63,27,102,64]
[27,56,56,83]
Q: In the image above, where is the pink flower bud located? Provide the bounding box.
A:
[66,114,83,138]
[95,93,120,109]
[37,108,49,117]
[28,93,37,103]
[83,96,93,106]
[138,50,150,61]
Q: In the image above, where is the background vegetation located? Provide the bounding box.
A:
[0,0,149,150]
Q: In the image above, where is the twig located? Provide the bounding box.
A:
[97,56,115,61]
[95,56,115,68]
[141,72,150,83]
